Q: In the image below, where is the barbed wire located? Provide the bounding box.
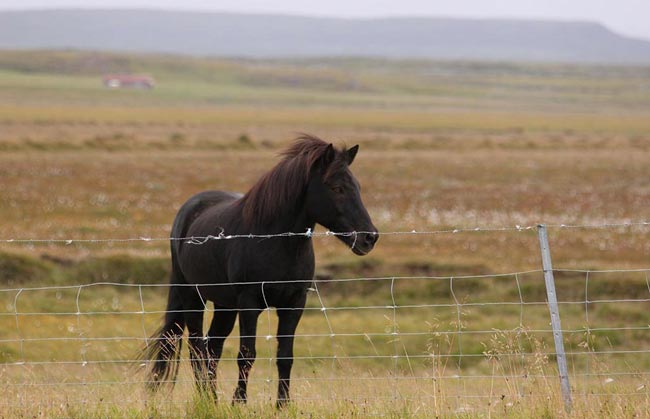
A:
[4,349,648,368]
[1,220,648,245]
[2,393,647,418]
[4,369,650,387]
[1,393,648,415]
[0,270,544,293]
[2,267,649,294]
[2,322,648,344]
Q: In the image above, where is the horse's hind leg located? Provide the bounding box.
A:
[205,309,237,396]
[233,297,261,404]
[179,288,211,395]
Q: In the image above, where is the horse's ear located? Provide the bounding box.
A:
[346,145,359,165]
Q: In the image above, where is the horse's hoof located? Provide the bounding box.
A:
[276,398,290,409]
[232,389,247,405]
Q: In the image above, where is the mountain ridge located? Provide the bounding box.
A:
[1,9,649,64]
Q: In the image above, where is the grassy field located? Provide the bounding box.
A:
[1,50,649,417]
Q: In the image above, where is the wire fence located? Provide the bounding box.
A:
[1,223,649,416]
[1,220,649,244]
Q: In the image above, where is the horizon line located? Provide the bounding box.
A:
[1,7,648,42]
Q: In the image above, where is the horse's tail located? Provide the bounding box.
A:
[140,192,223,392]
[142,194,204,392]
[141,263,186,392]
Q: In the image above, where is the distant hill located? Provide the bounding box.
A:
[1,9,650,64]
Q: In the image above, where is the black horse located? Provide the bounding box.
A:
[143,135,377,406]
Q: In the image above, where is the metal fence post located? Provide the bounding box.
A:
[537,224,572,413]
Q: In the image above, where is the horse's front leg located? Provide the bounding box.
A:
[233,298,261,404]
[205,309,237,398]
[275,291,307,408]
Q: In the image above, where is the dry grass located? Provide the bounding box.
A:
[2,270,649,417]
[2,310,648,418]
[1,145,648,272]
[1,51,650,417]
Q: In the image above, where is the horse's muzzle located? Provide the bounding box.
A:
[351,231,378,256]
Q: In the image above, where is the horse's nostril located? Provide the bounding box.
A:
[365,232,378,246]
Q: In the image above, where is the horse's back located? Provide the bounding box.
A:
[171,190,241,252]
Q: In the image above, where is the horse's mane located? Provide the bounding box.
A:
[240,134,346,227]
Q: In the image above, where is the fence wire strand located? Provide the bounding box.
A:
[1,220,648,245]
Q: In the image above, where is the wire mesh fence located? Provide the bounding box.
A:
[1,225,649,416]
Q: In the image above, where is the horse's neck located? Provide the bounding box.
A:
[270,200,314,235]
[238,191,313,236]
[251,202,315,262]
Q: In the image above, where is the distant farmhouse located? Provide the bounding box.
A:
[102,74,155,89]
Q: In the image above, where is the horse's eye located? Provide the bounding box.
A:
[331,186,344,195]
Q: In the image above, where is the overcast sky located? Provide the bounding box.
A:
[1,0,649,41]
